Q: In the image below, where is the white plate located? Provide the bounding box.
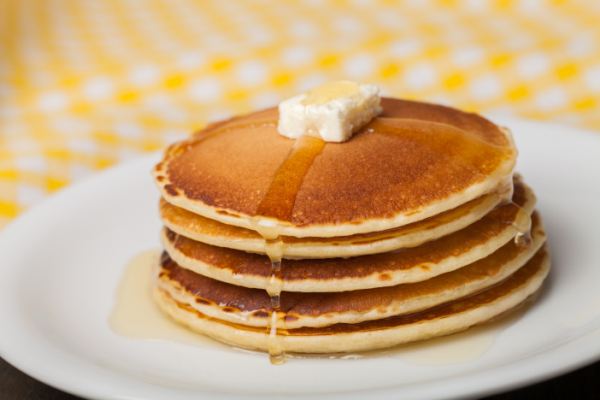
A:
[1,118,600,400]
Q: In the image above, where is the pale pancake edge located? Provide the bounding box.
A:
[160,180,520,259]
[157,213,545,329]
[160,187,537,292]
[153,246,550,353]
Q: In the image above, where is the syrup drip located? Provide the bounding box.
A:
[255,135,326,221]
[251,135,326,364]
[515,230,533,249]
[267,311,286,365]
[264,236,286,308]
[487,175,534,250]
[491,200,533,250]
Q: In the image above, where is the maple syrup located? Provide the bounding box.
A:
[300,81,360,106]
[250,134,326,364]
[489,201,533,250]
[109,250,232,351]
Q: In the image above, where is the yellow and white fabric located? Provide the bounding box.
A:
[1,0,599,229]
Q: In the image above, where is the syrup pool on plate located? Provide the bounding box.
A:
[109,250,231,351]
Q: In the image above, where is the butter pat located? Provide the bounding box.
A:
[277,81,382,143]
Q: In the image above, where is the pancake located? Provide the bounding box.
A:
[160,177,521,259]
[156,211,545,329]
[160,185,536,292]
[154,245,550,353]
[153,98,517,238]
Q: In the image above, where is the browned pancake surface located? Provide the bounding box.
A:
[379,99,509,146]
[157,98,514,226]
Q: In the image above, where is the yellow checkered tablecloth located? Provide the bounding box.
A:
[1,0,599,230]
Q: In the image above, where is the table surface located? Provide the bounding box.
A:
[1,355,599,399]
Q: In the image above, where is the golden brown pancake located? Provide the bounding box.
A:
[160,177,526,259]
[161,186,537,292]
[153,98,517,238]
[154,245,550,353]
[157,211,545,329]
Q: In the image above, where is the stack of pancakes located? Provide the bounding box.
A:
[152,98,550,362]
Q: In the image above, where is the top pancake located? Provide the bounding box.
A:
[153,98,516,237]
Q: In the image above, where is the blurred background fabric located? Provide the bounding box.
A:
[1,0,600,229]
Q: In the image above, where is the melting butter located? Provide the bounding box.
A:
[278,80,381,142]
[301,81,361,106]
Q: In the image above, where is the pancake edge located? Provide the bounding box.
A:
[160,181,522,259]
[157,221,546,329]
[153,249,550,353]
[161,207,539,293]
[155,168,515,238]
